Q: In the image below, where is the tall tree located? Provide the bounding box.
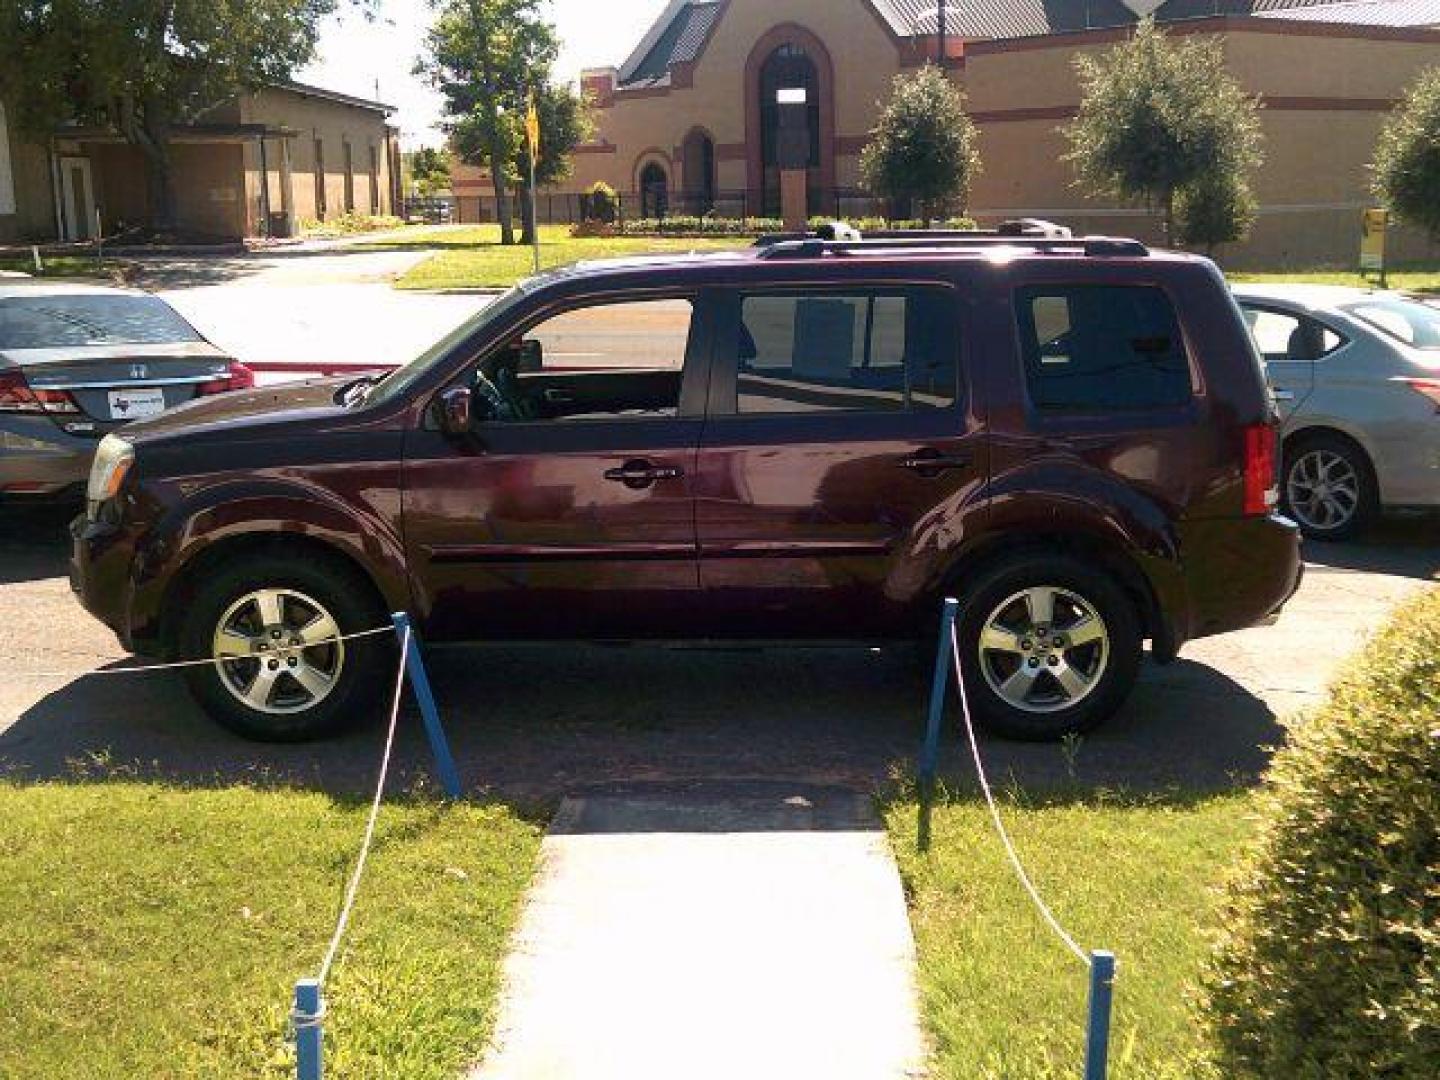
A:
[0,0,347,233]
[403,147,453,198]
[419,0,557,246]
[861,65,980,224]
[1064,18,1263,246]
[510,81,589,244]
[1373,67,1440,242]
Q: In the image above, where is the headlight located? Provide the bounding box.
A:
[87,435,135,505]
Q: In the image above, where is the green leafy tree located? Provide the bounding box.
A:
[419,0,557,246]
[1373,66,1440,241]
[1064,18,1263,246]
[861,65,980,224]
[1174,170,1257,256]
[0,0,351,233]
[403,147,453,198]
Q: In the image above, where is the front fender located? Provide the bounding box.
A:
[126,476,413,645]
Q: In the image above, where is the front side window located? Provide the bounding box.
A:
[476,297,696,423]
[1017,285,1192,412]
[735,289,958,414]
[1345,298,1440,350]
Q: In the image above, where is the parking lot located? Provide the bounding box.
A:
[1,499,1433,801]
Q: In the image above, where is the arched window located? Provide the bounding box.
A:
[639,161,669,220]
[681,129,715,214]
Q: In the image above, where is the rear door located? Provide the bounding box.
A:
[694,276,986,638]
[1239,302,1342,423]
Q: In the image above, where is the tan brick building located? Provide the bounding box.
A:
[0,82,402,245]
[555,0,1440,266]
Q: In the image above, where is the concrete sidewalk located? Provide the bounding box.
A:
[471,782,926,1080]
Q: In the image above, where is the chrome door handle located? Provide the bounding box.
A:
[1273,389,1297,402]
[604,460,684,489]
[900,450,973,475]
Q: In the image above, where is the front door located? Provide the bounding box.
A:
[59,156,96,241]
[403,295,712,641]
[695,281,986,637]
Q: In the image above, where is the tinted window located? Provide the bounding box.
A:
[1344,298,1440,350]
[0,295,203,349]
[736,290,957,414]
[1242,306,1343,362]
[1018,286,1192,411]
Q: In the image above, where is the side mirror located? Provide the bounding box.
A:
[437,386,474,436]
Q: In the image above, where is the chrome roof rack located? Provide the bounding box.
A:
[752,219,1149,259]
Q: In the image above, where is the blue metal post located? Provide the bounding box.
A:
[294,978,323,1080]
[919,598,961,791]
[391,612,463,799]
[1083,950,1116,1080]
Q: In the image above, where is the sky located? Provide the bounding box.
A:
[300,0,663,148]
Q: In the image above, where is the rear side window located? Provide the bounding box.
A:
[736,289,958,414]
[1017,285,1192,412]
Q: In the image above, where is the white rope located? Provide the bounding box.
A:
[316,622,411,987]
[949,624,1092,969]
[13,625,395,679]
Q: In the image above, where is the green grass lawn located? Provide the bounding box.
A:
[0,781,540,1079]
[886,789,1254,1080]
[1229,266,1440,292]
[361,224,746,290]
[0,256,131,283]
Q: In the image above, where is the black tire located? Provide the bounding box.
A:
[951,554,1142,742]
[1281,432,1379,542]
[179,553,393,742]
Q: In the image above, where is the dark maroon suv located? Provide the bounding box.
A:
[71,229,1301,742]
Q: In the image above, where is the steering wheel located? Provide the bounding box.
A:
[473,346,538,422]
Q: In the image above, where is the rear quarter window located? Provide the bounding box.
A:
[1016,285,1193,412]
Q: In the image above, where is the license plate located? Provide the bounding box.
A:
[108,387,166,420]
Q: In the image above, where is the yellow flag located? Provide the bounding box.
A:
[525,95,541,156]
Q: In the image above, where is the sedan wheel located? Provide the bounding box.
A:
[1286,449,1361,534]
[978,587,1110,714]
[212,588,346,715]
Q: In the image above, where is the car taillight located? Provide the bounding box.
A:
[0,369,80,414]
[1399,377,1440,411]
[196,361,256,396]
[1244,423,1279,517]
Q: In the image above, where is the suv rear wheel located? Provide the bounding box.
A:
[953,555,1141,741]
[179,553,392,742]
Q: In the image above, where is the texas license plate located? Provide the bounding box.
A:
[108,387,166,420]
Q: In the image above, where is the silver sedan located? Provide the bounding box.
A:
[1,281,250,499]
[1233,284,1440,540]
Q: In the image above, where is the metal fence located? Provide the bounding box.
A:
[440,188,897,228]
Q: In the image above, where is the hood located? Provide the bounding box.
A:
[121,376,357,444]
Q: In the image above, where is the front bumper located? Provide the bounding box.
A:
[1,415,97,495]
[69,512,147,653]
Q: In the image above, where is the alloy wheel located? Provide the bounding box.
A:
[977,586,1110,714]
[1286,449,1360,533]
[211,588,346,715]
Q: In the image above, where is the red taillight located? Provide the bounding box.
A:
[0,370,80,414]
[197,361,256,396]
[1399,377,1440,411]
[1244,423,1279,517]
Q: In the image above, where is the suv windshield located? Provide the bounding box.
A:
[1344,297,1440,350]
[0,294,203,349]
[366,284,533,406]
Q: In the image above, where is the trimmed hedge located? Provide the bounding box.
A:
[1202,587,1440,1078]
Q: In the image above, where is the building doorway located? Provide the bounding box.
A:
[681,129,715,215]
[639,162,669,219]
[759,44,819,217]
[58,156,96,241]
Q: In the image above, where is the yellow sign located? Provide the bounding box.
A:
[1361,208,1388,273]
[525,96,541,156]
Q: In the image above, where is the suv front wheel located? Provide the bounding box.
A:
[953,555,1142,741]
[178,553,393,742]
